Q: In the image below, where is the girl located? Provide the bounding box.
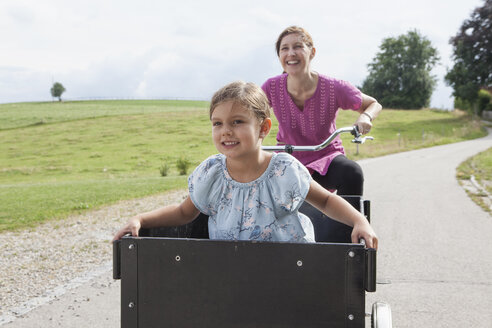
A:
[113,81,377,248]
[262,26,383,196]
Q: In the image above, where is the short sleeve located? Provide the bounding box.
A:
[261,79,272,105]
[261,80,269,96]
[268,153,312,213]
[188,155,226,216]
[335,79,362,111]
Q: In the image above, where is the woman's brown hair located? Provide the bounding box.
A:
[275,26,314,56]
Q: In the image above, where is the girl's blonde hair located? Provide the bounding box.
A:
[210,81,271,122]
[275,26,314,56]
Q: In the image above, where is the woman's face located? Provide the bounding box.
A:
[278,33,314,75]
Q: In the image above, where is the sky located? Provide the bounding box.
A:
[0,0,485,109]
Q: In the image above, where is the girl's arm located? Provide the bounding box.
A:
[305,180,378,249]
[112,196,200,241]
[354,93,382,135]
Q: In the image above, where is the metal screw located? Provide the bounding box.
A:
[129,244,135,250]
[128,302,135,308]
[348,314,354,321]
[297,260,303,267]
[348,251,355,258]
[175,255,181,262]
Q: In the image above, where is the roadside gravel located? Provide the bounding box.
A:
[0,189,188,317]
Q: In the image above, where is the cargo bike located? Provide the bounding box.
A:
[113,126,392,327]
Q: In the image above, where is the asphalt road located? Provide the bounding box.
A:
[363,129,492,327]
[3,130,492,328]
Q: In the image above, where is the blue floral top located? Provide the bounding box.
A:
[188,152,315,243]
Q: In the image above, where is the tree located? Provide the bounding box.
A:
[445,0,492,108]
[50,82,66,102]
[361,30,440,109]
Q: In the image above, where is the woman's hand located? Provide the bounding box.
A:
[112,216,142,241]
[354,113,373,135]
[351,219,378,249]
[355,93,381,135]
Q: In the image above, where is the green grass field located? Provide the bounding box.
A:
[456,147,492,214]
[0,100,209,130]
[0,100,487,231]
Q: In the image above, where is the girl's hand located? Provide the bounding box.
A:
[354,113,373,135]
[351,220,378,249]
[112,216,142,241]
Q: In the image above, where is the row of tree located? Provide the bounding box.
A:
[361,0,491,110]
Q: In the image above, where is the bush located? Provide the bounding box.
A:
[454,97,472,111]
[478,89,492,113]
[159,163,169,177]
[176,157,191,175]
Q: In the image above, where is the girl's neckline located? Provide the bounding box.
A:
[284,72,320,112]
[222,153,277,186]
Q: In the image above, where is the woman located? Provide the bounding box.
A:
[262,26,382,196]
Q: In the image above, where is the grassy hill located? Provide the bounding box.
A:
[0,100,487,231]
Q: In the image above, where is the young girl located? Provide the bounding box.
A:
[113,81,378,248]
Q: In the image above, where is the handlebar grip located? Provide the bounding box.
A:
[352,125,361,137]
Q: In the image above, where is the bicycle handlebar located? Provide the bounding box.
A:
[262,126,373,153]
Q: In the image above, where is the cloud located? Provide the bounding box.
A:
[0,0,486,108]
[0,66,53,102]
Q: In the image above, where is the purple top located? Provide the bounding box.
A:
[262,73,362,175]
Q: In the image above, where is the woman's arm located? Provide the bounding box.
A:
[354,93,382,135]
[305,180,378,248]
[112,196,200,241]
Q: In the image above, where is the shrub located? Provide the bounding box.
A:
[176,157,191,175]
[159,163,170,177]
[454,97,472,111]
[478,89,492,114]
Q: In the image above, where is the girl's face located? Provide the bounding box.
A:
[211,101,269,161]
[278,33,315,75]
